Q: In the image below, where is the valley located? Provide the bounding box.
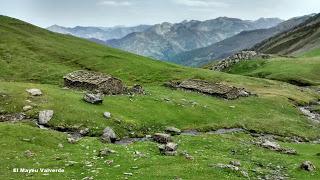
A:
[1,11,320,180]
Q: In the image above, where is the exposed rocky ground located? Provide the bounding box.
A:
[209,51,272,71]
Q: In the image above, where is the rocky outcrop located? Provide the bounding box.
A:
[64,70,127,95]
[210,51,272,71]
[166,79,251,100]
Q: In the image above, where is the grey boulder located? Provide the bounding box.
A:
[38,110,54,125]
[83,93,103,104]
[101,127,117,143]
[26,88,42,96]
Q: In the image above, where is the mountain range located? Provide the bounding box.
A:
[47,17,283,62]
[105,17,283,60]
[172,15,312,67]
[47,24,151,41]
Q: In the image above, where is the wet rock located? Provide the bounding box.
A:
[166,79,251,100]
[209,128,244,134]
[153,133,172,144]
[23,105,33,112]
[181,130,200,136]
[103,112,111,119]
[165,126,181,135]
[300,161,316,171]
[83,93,103,104]
[64,70,127,95]
[38,110,54,125]
[101,127,117,143]
[98,148,116,157]
[299,104,320,123]
[26,88,42,96]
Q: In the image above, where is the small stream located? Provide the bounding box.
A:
[299,103,320,123]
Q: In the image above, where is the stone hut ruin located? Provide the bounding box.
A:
[166,79,251,100]
[64,70,127,95]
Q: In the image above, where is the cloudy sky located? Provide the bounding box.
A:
[1,0,320,27]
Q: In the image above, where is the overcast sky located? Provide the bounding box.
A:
[1,0,320,28]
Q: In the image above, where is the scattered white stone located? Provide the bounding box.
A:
[58,143,64,148]
[124,172,133,176]
[38,110,54,125]
[23,105,33,112]
[26,89,42,96]
[103,112,111,119]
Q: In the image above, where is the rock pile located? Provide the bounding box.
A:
[166,79,251,100]
[210,51,272,71]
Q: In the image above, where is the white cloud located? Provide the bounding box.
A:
[174,0,229,8]
[98,0,132,6]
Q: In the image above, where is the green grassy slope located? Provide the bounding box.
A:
[227,55,320,86]
[252,14,320,56]
[1,123,320,180]
[1,15,320,179]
